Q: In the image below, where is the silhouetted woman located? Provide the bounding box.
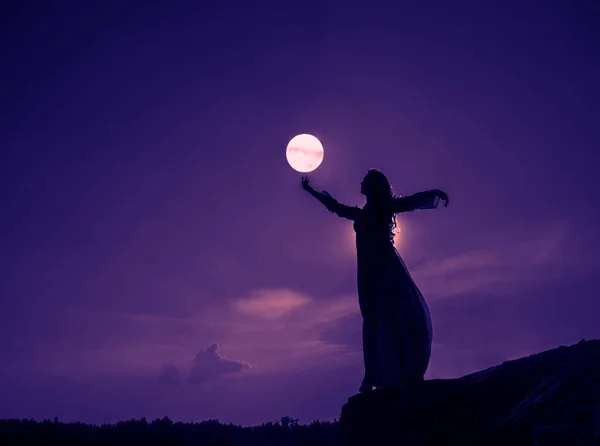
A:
[301,170,448,392]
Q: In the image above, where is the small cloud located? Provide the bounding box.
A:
[158,363,183,386]
[188,343,252,384]
[232,288,311,319]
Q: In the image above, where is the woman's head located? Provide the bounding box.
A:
[360,169,399,241]
[360,169,393,200]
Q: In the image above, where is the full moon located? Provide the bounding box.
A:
[286,134,324,173]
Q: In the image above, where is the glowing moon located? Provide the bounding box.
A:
[286,134,324,173]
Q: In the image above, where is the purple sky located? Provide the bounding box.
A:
[1,0,600,426]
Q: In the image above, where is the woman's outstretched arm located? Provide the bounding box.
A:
[392,189,449,213]
[301,176,361,221]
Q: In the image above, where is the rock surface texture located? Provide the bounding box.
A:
[340,339,600,446]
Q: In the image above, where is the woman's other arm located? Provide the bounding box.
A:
[392,189,449,213]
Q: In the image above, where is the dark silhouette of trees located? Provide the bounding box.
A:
[0,416,340,446]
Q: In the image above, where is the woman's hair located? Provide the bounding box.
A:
[363,169,400,242]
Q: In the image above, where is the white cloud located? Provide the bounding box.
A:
[232,289,311,319]
[199,289,361,374]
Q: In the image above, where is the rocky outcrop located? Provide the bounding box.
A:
[340,339,600,445]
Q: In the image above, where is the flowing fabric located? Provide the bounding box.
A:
[323,191,440,387]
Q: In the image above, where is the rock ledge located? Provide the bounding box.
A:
[340,339,600,445]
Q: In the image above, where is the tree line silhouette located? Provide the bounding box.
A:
[0,416,340,446]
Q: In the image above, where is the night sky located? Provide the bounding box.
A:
[1,0,599,426]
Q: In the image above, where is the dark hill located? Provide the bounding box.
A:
[340,339,600,446]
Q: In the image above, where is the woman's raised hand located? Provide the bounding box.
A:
[301,176,312,191]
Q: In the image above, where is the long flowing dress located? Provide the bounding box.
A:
[323,191,440,387]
